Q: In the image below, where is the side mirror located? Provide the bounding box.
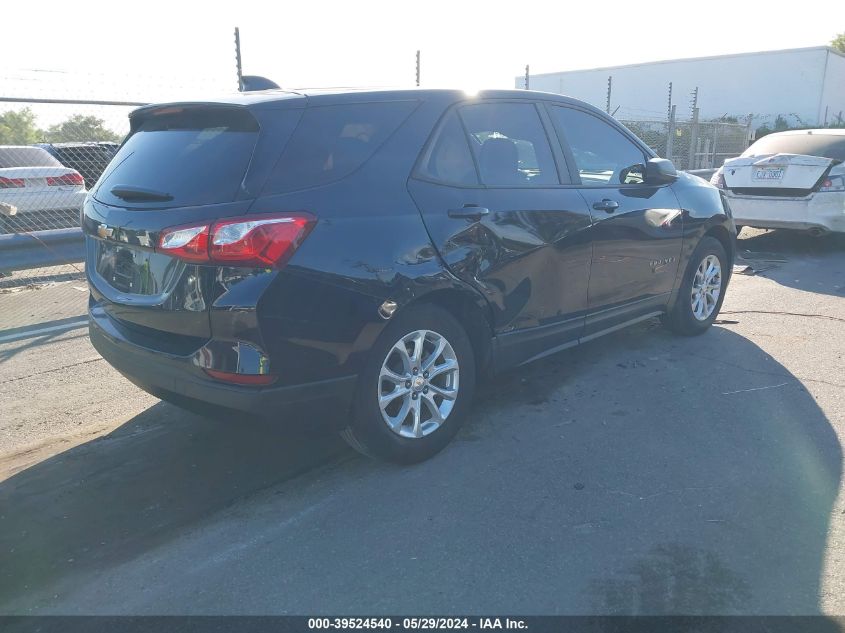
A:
[645,157,678,184]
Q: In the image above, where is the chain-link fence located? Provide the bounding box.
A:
[0,101,140,330]
[0,69,229,331]
[528,78,756,171]
[0,103,136,232]
[620,117,751,172]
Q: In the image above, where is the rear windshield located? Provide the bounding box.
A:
[744,133,845,162]
[263,101,418,194]
[0,147,62,168]
[94,107,259,207]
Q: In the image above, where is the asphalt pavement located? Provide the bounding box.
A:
[0,229,843,615]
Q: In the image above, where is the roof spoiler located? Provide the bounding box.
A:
[240,75,281,92]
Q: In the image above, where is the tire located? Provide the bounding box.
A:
[340,304,476,463]
[662,236,728,336]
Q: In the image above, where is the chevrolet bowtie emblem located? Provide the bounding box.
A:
[97,224,114,239]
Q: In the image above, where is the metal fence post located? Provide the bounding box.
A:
[666,104,676,161]
[711,123,720,168]
[687,106,700,171]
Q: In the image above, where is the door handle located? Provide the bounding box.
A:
[448,205,490,220]
[592,199,619,213]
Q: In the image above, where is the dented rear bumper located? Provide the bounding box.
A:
[725,190,845,234]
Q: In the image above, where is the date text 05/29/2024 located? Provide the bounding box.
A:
[307,618,528,630]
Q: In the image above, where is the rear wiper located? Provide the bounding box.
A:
[110,185,174,202]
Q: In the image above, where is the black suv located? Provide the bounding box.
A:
[36,141,119,186]
[84,88,735,462]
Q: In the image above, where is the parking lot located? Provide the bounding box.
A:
[0,228,843,615]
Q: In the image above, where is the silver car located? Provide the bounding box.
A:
[0,145,87,232]
[711,129,845,236]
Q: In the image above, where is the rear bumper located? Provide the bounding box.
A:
[89,306,357,420]
[726,191,845,233]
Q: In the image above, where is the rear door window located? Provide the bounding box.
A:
[264,101,418,194]
[94,107,259,208]
[0,147,62,168]
[416,110,478,186]
[458,102,559,186]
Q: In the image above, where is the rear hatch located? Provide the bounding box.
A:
[722,153,835,197]
[0,166,83,194]
[723,132,845,197]
[84,102,301,339]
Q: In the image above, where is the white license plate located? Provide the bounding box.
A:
[753,167,784,181]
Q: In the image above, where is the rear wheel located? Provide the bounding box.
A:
[341,304,476,463]
[662,236,727,336]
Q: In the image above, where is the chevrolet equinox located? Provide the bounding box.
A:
[84,88,736,462]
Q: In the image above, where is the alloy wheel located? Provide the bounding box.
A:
[690,254,722,321]
[378,329,460,438]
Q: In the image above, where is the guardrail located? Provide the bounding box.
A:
[0,228,84,272]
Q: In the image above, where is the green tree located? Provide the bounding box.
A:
[832,32,845,53]
[44,115,121,143]
[0,108,42,144]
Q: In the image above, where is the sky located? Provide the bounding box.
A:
[1,0,842,104]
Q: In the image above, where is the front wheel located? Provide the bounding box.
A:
[341,304,476,463]
[662,236,728,336]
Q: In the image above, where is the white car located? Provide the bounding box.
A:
[0,145,87,232]
[710,129,845,236]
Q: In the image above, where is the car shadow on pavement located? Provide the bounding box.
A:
[736,229,845,298]
[459,322,842,614]
[0,321,841,615]
[0,328,88,365]
[0,403,350,608]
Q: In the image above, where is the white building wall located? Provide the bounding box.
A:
[520,48,838,126]
[820,50,845,125]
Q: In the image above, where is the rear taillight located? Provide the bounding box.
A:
[710,170,726,189]
[157,213,316,267]
[0,177,25,189]
[210,215,315,267]
[47,172,85,187]
[819,175,845,192]
[158,224,210,263]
